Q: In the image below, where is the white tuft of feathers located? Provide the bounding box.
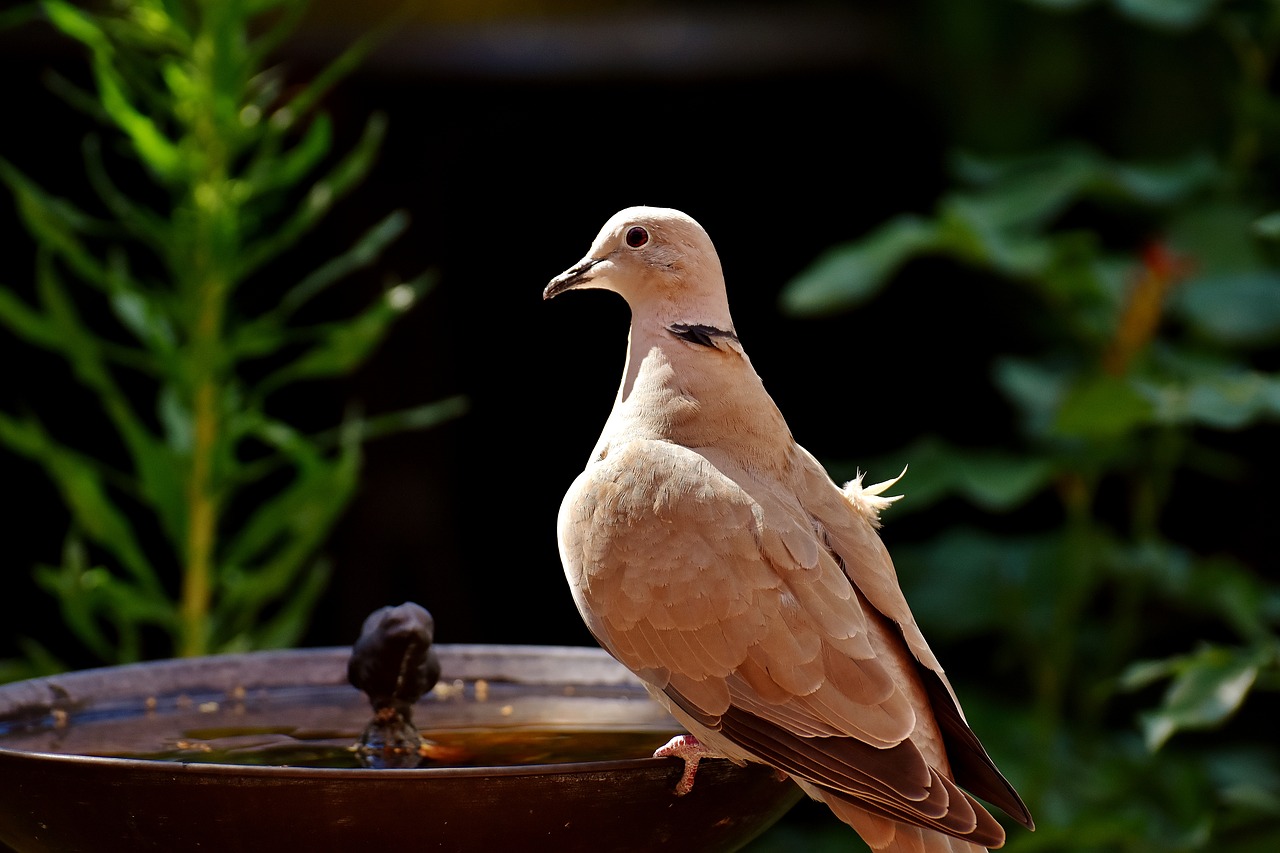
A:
[841,466,907,527]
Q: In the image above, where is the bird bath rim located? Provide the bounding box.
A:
[0,643,803,853]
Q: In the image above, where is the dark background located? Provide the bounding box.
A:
[2,0,1267,697]
[2,0,980,656]
[5,2,1278,850]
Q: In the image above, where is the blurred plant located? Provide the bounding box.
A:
[777,0,1280,850]
[0,0,464,679]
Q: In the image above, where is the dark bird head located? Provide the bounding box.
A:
[346,602,442,712]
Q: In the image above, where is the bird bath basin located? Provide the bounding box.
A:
[0,644,800,852]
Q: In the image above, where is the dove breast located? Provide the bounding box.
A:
[556,434,937,760]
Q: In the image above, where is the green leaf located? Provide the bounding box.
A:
[955,451,1057,509]
[109,286,178,355]
[32,534,117,662]
[0,288,60,350]
[1145,370,1280,430]
[44,1,182,181]
[779,215,941,316]
[780,147,1216,321]
[1119,657,1180,692]
[0,410,43,457]
[220,417,356,570]
[893,528,1059,641]
[134,383,192,549]
[259,270,436,390]
[246,557,333,651]
[1113,0,1218,31]
[1173,272,1280,347]
[949,146,1099,231]
[0,157,111,289]
[241,112,333,198]
[1255,211,1280,240]
[1204,748,1280,816]
[2,412,160,594]
[1137,645,1266,751]
[214,419,361,645]
[1182,556,1278,642]
[33,250,189,548]
[1168,202,1268,276]
[41,0,108,45]
[236,113,388,278]
[337,396,470,442]
[263,11,397,133]
[156,383,193,453]
[103,242,178,361]
[1182,374,1280,428]
[265,210,411,327]
[1055,374,1154,437]
[1034,242,1130,344]
[1106,153,1217,205]
[244,0,307,63]
[938,196,1058,277]
[42,67,110,124]
[82,134,170,248]
[994,356,1073,435]
[954,146,1215,230]
[34,530,177,665]
[0,638,66,684]
[232,395,468,489]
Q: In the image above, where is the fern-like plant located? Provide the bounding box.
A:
[0,0,464,676]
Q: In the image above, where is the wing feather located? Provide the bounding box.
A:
[558,438,1012,844]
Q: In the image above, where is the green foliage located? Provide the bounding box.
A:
[1022,0,1222,31]
[0,0,465,675]
[778,1,1280,850]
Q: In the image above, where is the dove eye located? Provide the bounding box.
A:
[625,226,649,248]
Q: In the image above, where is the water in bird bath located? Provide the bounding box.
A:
[102,727,677,768]
[0,669,681,770]
[0,644,802,853]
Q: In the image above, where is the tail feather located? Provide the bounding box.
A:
[813,786,992,853]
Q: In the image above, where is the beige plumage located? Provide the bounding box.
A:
[543,206,1033,852]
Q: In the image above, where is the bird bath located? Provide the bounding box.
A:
[0,643,800,852]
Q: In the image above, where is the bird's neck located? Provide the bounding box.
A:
[593,319,794,470]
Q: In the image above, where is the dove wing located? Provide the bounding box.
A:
[557,437,1008,844]
[798,450,1035,830]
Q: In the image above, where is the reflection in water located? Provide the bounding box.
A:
[129,727,679,769]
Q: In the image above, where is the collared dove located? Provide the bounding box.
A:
[543,206,1034,852]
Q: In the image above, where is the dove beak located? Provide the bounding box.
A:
[544,257,605,300]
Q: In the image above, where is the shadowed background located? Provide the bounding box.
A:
[3,1,1278,850]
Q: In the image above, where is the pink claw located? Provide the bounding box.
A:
[654,734,713,796]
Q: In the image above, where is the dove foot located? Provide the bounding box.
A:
[654,734,714,795]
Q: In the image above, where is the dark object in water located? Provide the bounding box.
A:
[346,602,443,768]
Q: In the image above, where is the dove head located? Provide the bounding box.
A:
[544,206,734,330]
